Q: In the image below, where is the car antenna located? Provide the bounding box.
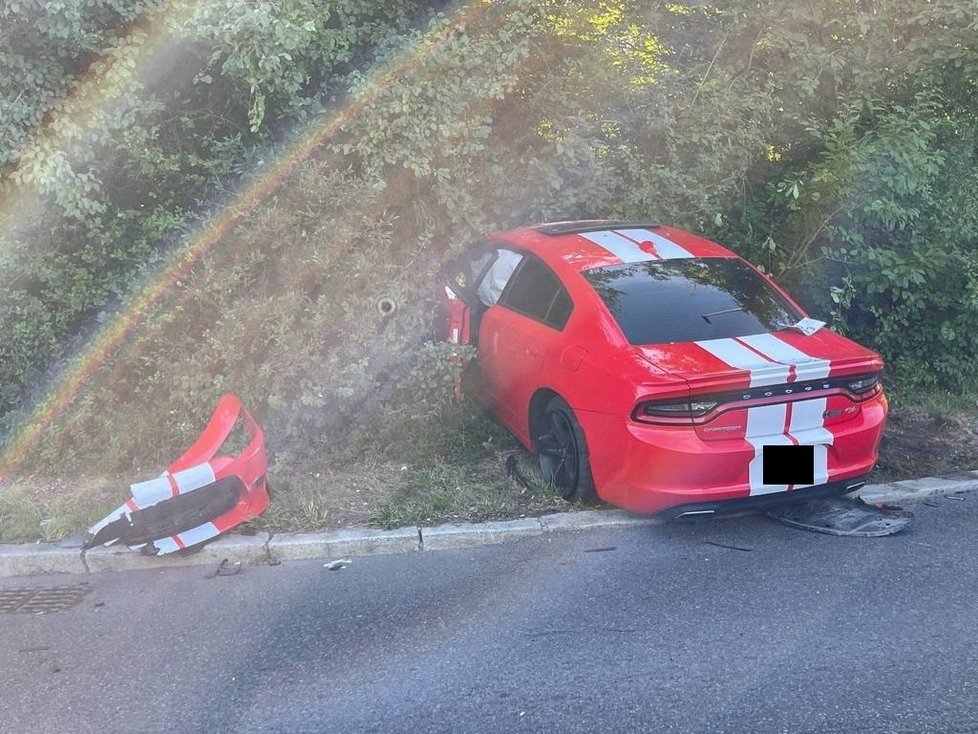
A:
[701,306,745,323]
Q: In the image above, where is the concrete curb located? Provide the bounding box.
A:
[856,471,978,503]
[0,542,88,577]
[84,534,271,574]
[421,518,544,551]
[268,527,420,562]
[2,472,976,577]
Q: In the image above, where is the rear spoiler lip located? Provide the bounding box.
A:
[681,357,884,395]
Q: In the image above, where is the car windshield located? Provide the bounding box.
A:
[583,257,802,345]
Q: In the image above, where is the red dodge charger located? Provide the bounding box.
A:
[438,221,887,518]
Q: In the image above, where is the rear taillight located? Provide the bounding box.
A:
[633,398,719,424]
[634,372,883,425]
[845,374,882,400]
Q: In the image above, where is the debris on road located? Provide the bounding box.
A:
[84,394,270,556]
[324,559,351,570]
[205,559,242,578]
[703,540,753,552]
[767,496,912,537]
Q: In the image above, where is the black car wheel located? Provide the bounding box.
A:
[536,395,598,503]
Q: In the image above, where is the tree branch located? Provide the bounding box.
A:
[690,27,731,107]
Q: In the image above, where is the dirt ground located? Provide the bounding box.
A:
[874,403,978,482]
[4,401,977,543]
[278,400,978,534]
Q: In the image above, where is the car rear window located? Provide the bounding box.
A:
[583,258,802,345]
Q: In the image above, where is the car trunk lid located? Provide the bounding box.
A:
[634,327,883,441]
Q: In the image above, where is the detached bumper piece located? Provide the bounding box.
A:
[85,394,270,555]
[767,495,912,537]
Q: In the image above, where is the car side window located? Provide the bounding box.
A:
[499,255,573,330]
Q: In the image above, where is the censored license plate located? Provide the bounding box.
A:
[762,444,814,485]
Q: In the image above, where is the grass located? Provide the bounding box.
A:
[3,383,978,544]
[0,396,577,543]
[365,454,571,530]
[2,157,976,545]
[0,475,122,544]
[3,376,978,544]
[256,403,576,534]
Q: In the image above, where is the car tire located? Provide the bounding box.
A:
[536,395,598,503]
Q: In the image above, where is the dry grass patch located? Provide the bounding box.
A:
[0,475,122,543]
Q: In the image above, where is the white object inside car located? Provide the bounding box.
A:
[478,249,524,306]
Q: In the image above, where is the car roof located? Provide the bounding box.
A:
[490,221,739,273]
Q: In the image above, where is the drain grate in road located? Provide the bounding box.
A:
[0,582,91,614]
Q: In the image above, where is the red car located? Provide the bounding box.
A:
[438,221,887,518]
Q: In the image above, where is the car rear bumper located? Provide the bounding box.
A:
[654,475,869,520]
[578,392,887,515]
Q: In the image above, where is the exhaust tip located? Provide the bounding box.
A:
[844,481,866,493]
[675,509,716,519]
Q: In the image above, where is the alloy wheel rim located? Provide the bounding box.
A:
[538,410,578,490]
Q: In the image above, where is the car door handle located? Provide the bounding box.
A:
[526,345,540,356]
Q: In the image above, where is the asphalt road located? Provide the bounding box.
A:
[2,498,977,734]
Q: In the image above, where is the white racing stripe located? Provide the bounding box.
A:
[178,521,221,548]
[129,476,174,508]
[87,508,130,536]
[614,229,694,260]
[153,538,180,556]
[172,463,217,493]
[744,403,791,496]
[579,231,656,263]
[127,462,218,509]
[736,333,831,381]
[788,398,833,488]
[153,522,221,555]
[694,337,791,387]
[698,334,836,495]
[579,228,696,263]
[153,537,181,554]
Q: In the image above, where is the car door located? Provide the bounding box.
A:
[436,243,524,346]
[478,254,574,439]
[436,243,494,346]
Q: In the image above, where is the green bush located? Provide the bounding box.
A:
[0,0,431,434]
[5,0,978,475]
[726,92,978,390]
